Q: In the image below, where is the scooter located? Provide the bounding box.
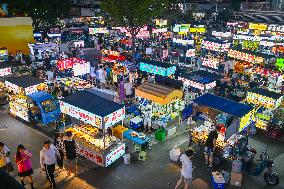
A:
[243,144,279,185]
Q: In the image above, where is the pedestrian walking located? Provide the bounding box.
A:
[15,144,34,189]
[204,128,218,168]
[64,131,78,176]
[54,133,64,170]
[175,149,194,189]
[40,140,60,189]
[0,142,14,173]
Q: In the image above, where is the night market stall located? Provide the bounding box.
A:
[189,93,255,149]
[4,76,60,124]
[61,91,126,167]
[139,59,176,77]
[135,82,184,139]
[246,87,283,132]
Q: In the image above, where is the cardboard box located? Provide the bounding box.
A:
[192,178,209,189]
[230,172,242,187]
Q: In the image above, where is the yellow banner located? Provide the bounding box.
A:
[190,27,206,33]
[249,23,267,30]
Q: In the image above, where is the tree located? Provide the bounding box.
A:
[1,0,71,29]
[101,0,169,62]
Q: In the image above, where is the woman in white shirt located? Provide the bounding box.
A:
[175,149,194,189]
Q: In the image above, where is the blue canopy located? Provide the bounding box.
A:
[61,91,124,117]
[193,93,254,118]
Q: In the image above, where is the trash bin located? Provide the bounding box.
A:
[123,153,131,165]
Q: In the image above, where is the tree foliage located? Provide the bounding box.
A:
[101,0,169,35]
[0,0,71,29]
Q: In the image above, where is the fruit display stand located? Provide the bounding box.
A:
[60,90,126,167]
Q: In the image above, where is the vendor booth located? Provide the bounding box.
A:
[139,59,176,77]
[178,70,222,92]
[5,76,60,124]
[246,87,283,131]
[189,94,255,148]
[61,91,126,167]
[135,82,184,132]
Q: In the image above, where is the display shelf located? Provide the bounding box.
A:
[65,124,113,152]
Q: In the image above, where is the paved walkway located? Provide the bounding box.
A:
[1,110,284,189]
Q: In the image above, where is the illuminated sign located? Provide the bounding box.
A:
[47,33,61,37]
[242,40,259,50]
[201,57,219,69]
[60,101,103,128]
[0,67,11,76]
[202,40,231,52]
[89,27,108,34]
[0,49,8,56]
[57,58,88,70]
[136,30,150,38]
[249,23,267,30]
[104,107,125,129]
[77,143,104,166]
[105,143,125,167]
[152,28,168,33]
[189,27,206,33]
[178,77,205,91]
[155,19,167,26]
[276,58,284,71]
[25,84,39,95]
[186,49,195,57]
[205,81,216,90]
[228,49,264,64]
[173,24,190,33]
[139,62,176,76]
[239,109,254,132]
[212,31,231,38]
[5,81,21,94]
[173,38,194,46]
[73,61,90,76]
[267,24,284,33]
[246,92,277,109]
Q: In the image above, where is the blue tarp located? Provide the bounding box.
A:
[193,93,254,118]
[28,91,61,125]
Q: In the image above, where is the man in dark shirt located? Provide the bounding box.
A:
[204,128,218,168]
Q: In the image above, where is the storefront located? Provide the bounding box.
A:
[188,93,254,149]
[60,90,126,167]
[5,76,60,124]
[139,59,176,77]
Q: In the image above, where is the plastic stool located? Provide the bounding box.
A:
[135,144,141,152]
[138,151,147,161]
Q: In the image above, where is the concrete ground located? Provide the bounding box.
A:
[1,109,284,189]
